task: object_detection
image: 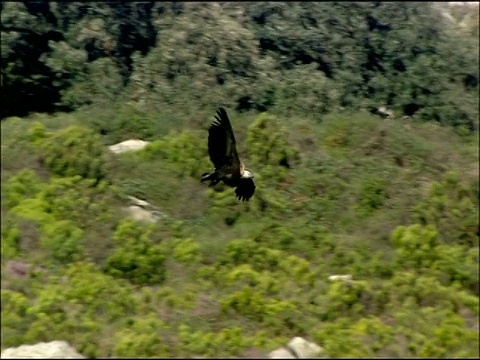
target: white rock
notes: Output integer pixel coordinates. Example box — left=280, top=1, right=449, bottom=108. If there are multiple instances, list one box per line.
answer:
left=108, top=139, right=149, bottom=154
left=328, top=274, right=352, bottom=282
left=378, top=106, right=393, bottom=118
left=268, top=347, right=296, bottom=359
left=126, top=205, right=159, bottom=223
left=287, top=337, right=324, bottom=359
left=1, top=341, right=85, bottom=359
left=127, top=195, right=151, bottom=208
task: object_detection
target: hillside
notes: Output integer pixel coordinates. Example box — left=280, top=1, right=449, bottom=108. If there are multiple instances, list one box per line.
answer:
left=1, top=1, right=479, bottom=358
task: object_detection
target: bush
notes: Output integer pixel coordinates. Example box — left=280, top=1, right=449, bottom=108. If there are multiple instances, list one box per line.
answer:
left=1, top=290, right=33, bottom=349
left=140, top=131, right=211, bottom=178
left=4, top=169, right=46, bottom=209
left=104, top=219, right=166, bottom=285
left=1, top=221, right=22, bottom=259
left=172, top=238, right=202, bottom=264
left=413, top=171, right=479, bottom=247
left=37, top=125, right=108, bottom=183
left=113, top=314, right=170, bottom=357
left=392, top=224, right=439, bottom=270
left=178, top=324, right=251, bottom=357
left=246, top=112, right=300, bottom=181
left=24, top=262, right=138, bottom=357
left=39, top=220, right=84, bottom=263
left=38, top=176, right=115, bottom=229
left=355, top=177, right=389, bottom=218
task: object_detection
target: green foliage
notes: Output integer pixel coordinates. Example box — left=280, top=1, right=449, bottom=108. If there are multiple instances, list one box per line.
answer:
left=140, top=130, right=211, bottom=179
left=4, top=170, right=46, bottom=209
left=1, top=290, right=34, bottom=348
left=355, top=178, right=389, bottom=217
left=172, top=238, right=202, bottom=264
left=432, top=245, right=478, bottom=292
left=104, top=219, right=166, bottom=285
left=27, top=121, right=49, bottom=145
left=1, top=221, right=22, bottom=260
left=113, top=314, right=170, bottom=358
left=178, top=324, right=251, bottom=357
left=246, top=112, right=299, bottom=178
left=82, top=103, right=177, bottom=145
left=38, top=176, right=115, bottom=228
left=392, top=224, right=439, bottom=270
left=322, top=280, right=375, bottom=320
left=59, top=57, right=123, bottom=109
left=414, top=170, right=479, bottom=246
left=39, top=220, right=84, bottom=263
left=37, top=125, right=108, bottom=182
left=23, top=262, right=138, bottom=357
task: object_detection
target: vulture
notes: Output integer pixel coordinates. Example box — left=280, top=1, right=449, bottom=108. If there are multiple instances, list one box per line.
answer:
left=201, top=107, right=256, bottom=201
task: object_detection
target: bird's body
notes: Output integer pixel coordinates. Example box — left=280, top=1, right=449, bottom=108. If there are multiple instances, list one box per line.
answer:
left=201, top=107, right=256, bottom=201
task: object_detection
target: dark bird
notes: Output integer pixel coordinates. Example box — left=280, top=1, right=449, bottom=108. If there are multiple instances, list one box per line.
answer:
left=201, top=107, right=256, bottom=201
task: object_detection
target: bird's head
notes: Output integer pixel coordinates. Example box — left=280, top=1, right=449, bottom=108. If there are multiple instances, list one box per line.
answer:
left=241, top=169, right=254, bottom=179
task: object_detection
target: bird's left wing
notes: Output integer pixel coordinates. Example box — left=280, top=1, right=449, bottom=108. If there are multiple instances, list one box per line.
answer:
left=208, top=107, right=241, bottom=172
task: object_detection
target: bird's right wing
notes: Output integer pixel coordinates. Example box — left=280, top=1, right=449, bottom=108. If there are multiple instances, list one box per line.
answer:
left=208, top=107, right=241, bottom=171
left=235, top=177, right=256, bottom=201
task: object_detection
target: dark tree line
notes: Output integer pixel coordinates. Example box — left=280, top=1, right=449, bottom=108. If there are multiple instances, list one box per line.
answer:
left=1, top=1, right=478, bottom=132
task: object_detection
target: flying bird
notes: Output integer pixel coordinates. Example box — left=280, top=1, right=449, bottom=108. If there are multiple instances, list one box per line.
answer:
left=201, top=107, right=256, bottom=201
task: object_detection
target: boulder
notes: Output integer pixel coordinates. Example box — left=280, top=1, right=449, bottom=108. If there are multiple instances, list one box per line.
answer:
left=5, top=260, right=29, bottom=279
left=377, top=106, right=394, bottom=118
left=287, top=337, right=324, bottom=359
left=123, top=196, right=168, bottom=223
left=1, top=341, right=84, bottom=359
left=126, top=205, right=160, bottom=223
left=268, top=347, right=296, bottom=359
left=328, top=274, right=352, bottom=282
left=108, top=139, right=149, bottom=154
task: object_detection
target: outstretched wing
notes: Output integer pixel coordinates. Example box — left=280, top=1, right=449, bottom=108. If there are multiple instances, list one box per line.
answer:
left=208, top=107, right=241, bottom=172
left=235, top=177, right=256, bottom=201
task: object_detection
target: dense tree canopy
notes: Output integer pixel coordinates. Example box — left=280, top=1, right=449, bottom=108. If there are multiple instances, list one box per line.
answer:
left=1, top=1, right=478, bottom=132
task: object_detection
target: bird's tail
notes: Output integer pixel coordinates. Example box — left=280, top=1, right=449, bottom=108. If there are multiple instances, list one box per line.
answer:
left=201, top=172, right=212, bottom=182
left=201, top=172, right=220, bottom=187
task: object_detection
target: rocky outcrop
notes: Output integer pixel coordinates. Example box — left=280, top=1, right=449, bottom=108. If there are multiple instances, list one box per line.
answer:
left=328, top=274, right=352, bottom=282
left=269, top=347, right=296, bottom=359
left=124, top=196, right=168, bottom=223
left=108, top=139, right=149, bottom=154
left=1, top=341, right=85, bottom=359
left=5, top=260, right=30, bottom=279
left=269, top=337, right=325, bottom=359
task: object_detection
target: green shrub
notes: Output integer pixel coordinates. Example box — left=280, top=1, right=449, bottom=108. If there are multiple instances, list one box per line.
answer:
left=1, top=221, right=22, bottom=259
left=321, top=280, right=375, bottom=320
left=172, top=238, right=202, bottom=264
left=432, top=244, right=478, bottom=291
left=178, top=324, right=251, bottom=357
left=38, top=125, right=108, bottom=183
left=38, top=176, right=115, bottom=228
left=39, top=220, right=84, bottom=263
left=355, top=177, right=389, bottom=218
left=27, top=121, right=49, bottom=145
left=113, top=314, right=170, bottom=358
left=246, top=112, right=300, bottom=181
left=140, top=131, right=211, bottom=178
left=104, top=219, right=166, bottom=285
left=414, top=171, right=479, bottom=246
left=24, top=262, right=138, bottom=356
left=4, top=169, right=46, bottom=209
left=392, top=224, right=439, bottom=270
left=1, top=290, right=33, bottom=348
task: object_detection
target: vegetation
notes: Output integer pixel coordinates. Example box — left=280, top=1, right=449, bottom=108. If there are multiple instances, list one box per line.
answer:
left=1, top=1, right=478, bottom=358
